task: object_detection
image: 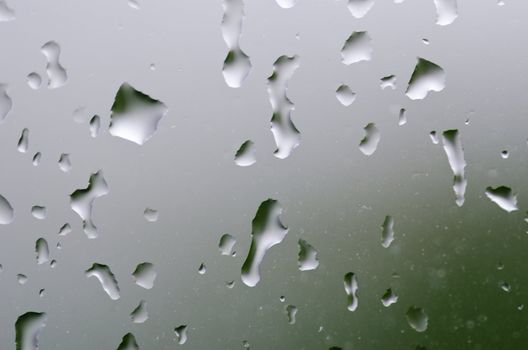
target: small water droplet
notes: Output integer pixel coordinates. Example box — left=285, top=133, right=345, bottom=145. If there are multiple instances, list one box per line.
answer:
left=241, top=199, right=288, bottom=287
left=15, top=311, right=47, bottom=350
left=359, top=123, right=380, bottom=156
left=398, top=108, right=407, bottom=126
left=243, top=340, right=251, bottom=349
left=344, top=272, right=359, bottom=311
left=0, top=194, right=14, bottom=224
left=499, top=281, right=511, bottom=293
left=485, top=186, right=518, bottom=212
left=347, top=0, right=374, bottom=18
left=496, top=261, right=504, bottom=270
left=406, top=58, right=445, bottom=100
left=143, top=208, right=158, bottom=222
left=275, top=0, right=296, bottom=8
left=174, top=325, right=188, bottom=345
left=517, top=304, right=524, bottom=311
left=297, top=239, right=319, bottom=271
left=381, top=215, right=395, bottom=248
left=85, top=263, right=120, bottom=300
left=234, top=140, right=256, bottom=167
left=131, top=300, right=148, bottom=323
left=406, top=306, right=428, bottom=332
left=433, top=0, right=458, bottom=26
left=35, top=238, right=50, bottom=265
left=128, top=0, right=140, bottom=9
left=41, top=41, right=67, bottom=89
left=429, top=131, right=438, bottom=144
left=132, top=262, right=157, bottom=289
left=27, top=73, right=42, bottom=90
left=198, top=263, right=206, bottom=275
left=0, top=0, right=15, bottom=22
left=0, top=84, right=13, bottom=122
left=117, top=333, right=139, bottom=350
left=279, top=295, right=286, bottom=302
left=341, top=31, right=372, bottom=65
left=17, top=274, right=28, bottom=285
left=58, top=153, right=71, bottom=172
left=422, top=38, right=430, bottom=45
left=31, top=206, right=46, bottom=220
left=381, top=288, right=398, bottom=307
left=380, top=75, right=396, bottom=90
left=17, top=128, right=29, bottom=153
left=32, top=152, right=41, bottom=166
left=49, top=260, right=57, bottom=268
left=219, top=233, right=236, bottom=256
left=39, top=289, right=45, bottom=297
left=336, top=84, right=356, bottom=106
left=226, top=280, right=235, bottom=288
left=89, top=115, right=101, bottom=138
left=58, top=223, right=71, bottom=236
left=285, top=304, right=297, bottom=324
left=500, top=150, right=509, bottom=159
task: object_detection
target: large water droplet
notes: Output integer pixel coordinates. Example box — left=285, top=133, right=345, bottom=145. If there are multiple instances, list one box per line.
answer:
left=31, top=206, right=46, bottom=220
left=347, top=0, right=374, bottom=18
left=234, top=140, right=256, bottom=167
left=109, top=83, right=168, bottom=145
left=0, top=0, right=15, bottom=22
left=433, top=0, right=458, bottom=26
left=406, top=306, right=428, bottom=332
left=406, top=58, right=445, bottom=100
left=58, top=153, right=71, bottom=172
left=336, top=84, right=356, bottom=106
left=485, top=186, right=518, bottom=212
left=221, top=0, right=251, bottom=88
left=341, top=31, right=372, bottom=65
left=0, top=84, right=13, bottom=122
left=17, top=128, right=29, bottom=153
left=27, top=73, right=42, bottom=90
left=174, top=325, right=188, bottom=345
left=285, top=304, right=297, bottom=324
left=41, top=41, right=68, bottom=89
left=241, top=199, right=288, bottom=287
left=268, top=55, right=301, bottom=159
left=219, top=233, right=236, bottom=256
left=131, top=300, right=148, bottom=323
left=85, top=263, right=120, bottom=300
left=117, top=333, right=139, bottom=350
left=0, top=194, right=14, bottom=224
left=70, top=170, right=109, bottom=239
left=381, top=215, right=395, bottom=248
left=297, top=239, right=319, bottom=271
left=381, top=288, right=398, bottom=307
left=132, top=262, right=157, bottom=289
left=15, top=311, right=47, bottom=350
left=35, top=238, right=50, bottom=265
left=344, top=272, right=359, bottom=311
left=359, top=123, right=380, bottom=156
left=441, top=129, right=467, bottom=207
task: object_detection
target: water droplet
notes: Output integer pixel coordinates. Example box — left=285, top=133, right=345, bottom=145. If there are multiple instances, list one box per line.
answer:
left=380, top=75, right=396, bottom=90
left=218, top=233, right=236, bottom=256
left=131, top=300, right=148, bottom=323
left=347, top=0, right=374, bottom=18
left=27, top=73, right=42, bottom=90
left=35, top=238, right=50, bottom=265
left=0, top=0, right=15, bottom=22
left=221, top=0, right=251, bottom=88
left=285, top=304, right=297, bottom=324
left=234, top=140, right=256, bottom=167
left=279, top=295, right=286, bottom=302
left=0, top=84, right=13, bottom=122
left=117, top=333, right=139, bottom=350
left=497, top=260, right=504, bottom=270
left=398, top=108, right=407, bottom=126
left=517, top=304, right=524, bottom=311
left=70, top=170, right=109, bottom=239
left=85, top=263, right=120, bottom=300
left=17, top=128, right=29, bottom=153
left=499, top=281, right=511, bottom=292
left=132, top=262, right=157, bottom=289
left=31, top=206, right=46, bottom=220
left=17, top=274, right=28, bottom=285
left=143, top=208, right=158, bottom=222
left=406, top=306, right=428, bottom=332
left=298, top=239, right=319, bottom=271
left=341, top=31, right=372, bottom=65
left=344, top=272, right=359, bottom=311
left=32, top=152, right=41, bottom=166
left=174, top=325, right=188, bottom=345
left=381, top=215, right=395, bottom=248
left=241, top=199, right=288, bottom=287
left=198, top=263, right=206, bottom=275
left=485, top=186, right=518, bottom=212
left=15, top=311, right=47, bottom=350
left=128, top=0, right=140, bottom=9
left=441, top=129, right=467, bottom=207
left=39, top=289, right=45, bottom=297
left=381, top=288, right=398, bottom=307
left=89, top=115, right=101, bottom=138
left=58, top=223, right=71, bottom=236
left=41, top=41, right=67, bottom=89
left=0, top=194, right=14, bottom=224
left=497, top=0, right=505, bottom=5
left=335, top=84, right=356, bottom=106
left=243, top=340, right=251, bottom=349
left=422, top=38, right=430, bottom=45
left=429, top=131, right=438, bottom=144
left=406, top=58, right=445, bottom=100
left=226, top=280, right=235, bottom=288
left=500, top=150, right=509, bottom=159
left=268, top=55, right=301, bottom=159
left=359, top=123, right=380, bottom=156
left=433, top=0, right=458, bottom=26
left=49, top=260, right=57, bottom=268
left=58, top=153, right=71, bottom=172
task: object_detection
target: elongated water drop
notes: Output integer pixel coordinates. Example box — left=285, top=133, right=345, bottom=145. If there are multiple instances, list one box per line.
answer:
left=336, top=84, right=356, bottom=106
left=347, top=0, right=374, bottom=18
left=132, top=262, right=157, bottom=289
left=89, top=115, right=101, bottom=138
left=441, top=129, right=466, bottom=206
left=241, top=199, right=288, bottom=287
left=17, top=128, right=29, bottom=153
left=41, top=41, right=67, bottom=89
left=0, top=194, right=14, bottom=224
left=285, top=304, right=297, bottom=324
left=268, top=55, right=301, bottom=159
left=406, top=306, right=428, bottom=332
left=381, top=288, right=398, bottom=307
left=398, top=108, right=407, bottom=126
left=35, top=238, right=49, bottom=265
left=298, top=239, right=319, bottom=271
left=70, top=170, right=109, bottom=239
left=0, top=84, right=12, bottom=122
left=406, top=58, right=445, bottom=100
left=117, top=333, right=139, bottom=350
left=485, top=186, right=518, bottom=212
left=85, top=263, right=120, bottom=300
left=429, top=131, right=438, bottom=144
left=234, top=140, right=256, bottom=167
left=58, top=153, right=71, bottom=172
left=433, top=0, right=457, bottom=26
left=58, top=223, right=71, bottom=236
left=15, top=311, right=47, bottom=350
left=109, top=83, right=168, bottom=145
left=341, top=31, right=372, bottom=65
left=174, top=325, right=188, bottom=345
left=219, top=233, right=236, bottom=256
left=221, top=0, right=251, bottom=88
left=359, top=123, right=380, bottom=156
left=32, top=152, right=41, bottom=166
left=0, top=0, right=15, bottom=22
left=131, top=300, right=148, bottom=323
left=381, top=215, right=395, bottom=248
left=344, top=272, right=359, bottom=311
